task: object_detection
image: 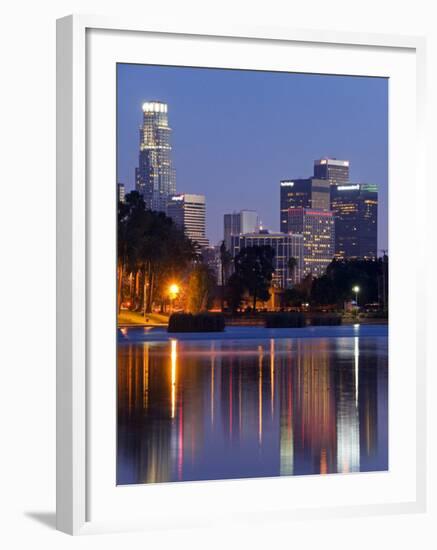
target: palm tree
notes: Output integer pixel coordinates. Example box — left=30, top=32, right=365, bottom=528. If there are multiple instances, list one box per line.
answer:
left=287, top=256, right=298, bottom=284
left=219, top=241, right=232, bottom=311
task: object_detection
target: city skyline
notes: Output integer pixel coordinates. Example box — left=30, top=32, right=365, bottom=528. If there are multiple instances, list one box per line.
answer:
left=116, top=67, right=389, bottom=487
left=117, top=64, right=388, bottom=251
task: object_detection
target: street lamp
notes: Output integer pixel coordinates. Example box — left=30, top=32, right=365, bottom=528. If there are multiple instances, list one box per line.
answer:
left=352, top=285, right=360, bottom=307
left=168, top=283, right=180, bottom=314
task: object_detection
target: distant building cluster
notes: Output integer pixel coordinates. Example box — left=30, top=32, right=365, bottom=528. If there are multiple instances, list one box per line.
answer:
left=120, top=101, right=378, bottom=288
left=223, top=158, right=378, bottom=288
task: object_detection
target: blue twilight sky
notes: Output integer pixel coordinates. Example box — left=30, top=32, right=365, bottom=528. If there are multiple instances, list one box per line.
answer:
left=117, top=64, right=388, bottom=251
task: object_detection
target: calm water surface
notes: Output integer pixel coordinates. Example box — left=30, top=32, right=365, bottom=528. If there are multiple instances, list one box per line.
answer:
left=117, top=327, right=388, bottom=484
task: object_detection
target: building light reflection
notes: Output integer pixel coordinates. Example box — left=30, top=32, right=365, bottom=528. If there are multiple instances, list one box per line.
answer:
left=143, top=343, right=149, bottom=410
left=270, top=339, right=275, bottom=417
left=354, top=336, right=359, bottom=405
left=258, top=345, right=263, bottom=445
left=210, top=348, right=215, bottom=426
left=171, top=339, right=177, bottom=419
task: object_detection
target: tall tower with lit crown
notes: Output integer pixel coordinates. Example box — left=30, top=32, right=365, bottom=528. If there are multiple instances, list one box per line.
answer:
left=136, top=101, right=176, bottom=212
left=313, top=158, right=350, bottom=185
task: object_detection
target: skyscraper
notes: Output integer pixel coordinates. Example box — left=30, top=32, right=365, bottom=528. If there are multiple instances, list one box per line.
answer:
left=330, top=183, right=378, bottom=259
left=230, top=231, right=304, bottom=287
left=280, top=178, right=330, bottom=233
left=136, top=101, right=176, bottom=212
left=314, top=158, right=350, bottom=185
left=287, top=209, right=335, bottom=277
left=167, top=193, right=209, bottom=249
left=224, top=210, right=259, bottom=250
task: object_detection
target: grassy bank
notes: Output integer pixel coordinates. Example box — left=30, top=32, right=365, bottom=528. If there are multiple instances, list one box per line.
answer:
left=118, top=310, right=388, bottom=328
left=118, top=310, right=169, bottom=327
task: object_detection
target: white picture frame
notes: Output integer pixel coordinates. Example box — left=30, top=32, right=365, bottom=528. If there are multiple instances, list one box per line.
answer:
left=56, top=14, right=427, bottom=535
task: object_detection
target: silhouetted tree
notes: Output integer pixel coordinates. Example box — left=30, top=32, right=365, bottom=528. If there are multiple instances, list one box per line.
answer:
left=287, top=256, right=298, bottom=284
left=219, top=241, right=232, bottom=311
left=186, top=263, right=216, bottom=313
left=225, top=273, right=245, bottom=313
left=233, top=245, right=275, bottom=310
left=117, top=191, right=196, bottom=314
left=310, top=258, right=385, bottom=307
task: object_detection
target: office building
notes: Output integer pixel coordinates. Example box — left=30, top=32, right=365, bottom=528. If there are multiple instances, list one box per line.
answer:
left=117, top=182, right=126, bottom=204
left=136, top=101, right=176, bottom=212
left=230, top=231, right=304, bottom=288
left=330, top=183, right=378, bottom=259
left=314, top=158, right=350, bottom=185
left=224, top=210, right=259, bottom=250
left=167, top=193, right=209, bottom=249
left=280, top=178, right=330, bottom=232
left=287, top=209, right=335, bottom=277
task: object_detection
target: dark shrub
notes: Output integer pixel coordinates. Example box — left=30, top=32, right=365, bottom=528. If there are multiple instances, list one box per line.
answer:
left=265, top=312, right=306, bottom=328
left=310, top=314, right=342, bottom=326
left=363, top=310, right=388, bottom=319
left=168, top=312, right=225, bottom=333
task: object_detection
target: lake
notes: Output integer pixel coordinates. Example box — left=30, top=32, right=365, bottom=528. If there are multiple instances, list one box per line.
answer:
left=117, top=325, right=388, bottom=484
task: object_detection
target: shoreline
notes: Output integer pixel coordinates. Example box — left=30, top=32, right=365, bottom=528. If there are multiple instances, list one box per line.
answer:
left=118, top=323, right=388, bottom=343
left=117, top=317, right=388, bottom=329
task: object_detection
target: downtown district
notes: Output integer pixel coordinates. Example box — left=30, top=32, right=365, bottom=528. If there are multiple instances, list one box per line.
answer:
left=118, top=100, right=380, bottom=309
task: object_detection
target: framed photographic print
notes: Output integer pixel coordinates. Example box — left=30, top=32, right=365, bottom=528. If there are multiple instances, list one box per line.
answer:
left=56, top=15, right=427, bottom=535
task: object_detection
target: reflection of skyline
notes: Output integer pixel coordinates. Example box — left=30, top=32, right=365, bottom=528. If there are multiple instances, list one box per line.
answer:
left=117, top=336, right=388, bottom=484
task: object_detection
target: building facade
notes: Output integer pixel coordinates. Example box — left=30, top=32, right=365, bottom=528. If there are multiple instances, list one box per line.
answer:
left=223, top=210, right=259, bottom=250
left=135, top=101, right=176, bottom=212
left=167, top=193, right=209, bottom=249
left=287, top=209, right=335, bottom=278
left=117, top=182, right=126, bottom=204
left=330, top=183, right=378, bottom=259
left=280, top=178, right=330, bottom=232
left=313, top=158, right=350, bottom=185
left=230, top=231, right=304, bottom=288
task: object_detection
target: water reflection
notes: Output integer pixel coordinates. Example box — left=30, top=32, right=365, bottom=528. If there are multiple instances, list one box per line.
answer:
left=117, top=334, right=388, bottom=484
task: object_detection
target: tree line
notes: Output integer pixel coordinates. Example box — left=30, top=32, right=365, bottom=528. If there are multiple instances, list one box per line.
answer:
left=118, top=191, right=277, bottom=315
left=118, top=191, right=387, bottom=315
left=118, top=191, right=197, bottom=313
left=286, top=256, right=388, bottom=310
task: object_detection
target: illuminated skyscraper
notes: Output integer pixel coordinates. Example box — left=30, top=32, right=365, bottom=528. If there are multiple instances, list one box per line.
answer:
left=167, top=194, right=209, bottom=249
left=136, top=101, right=176, bottom=212
left=330, top=183, right=378, bottom=259
left=280, top=179, right=330, bottom=232
left=287, top=209, right=335, bottom=277
left=314, top=158, right=350, bottom=185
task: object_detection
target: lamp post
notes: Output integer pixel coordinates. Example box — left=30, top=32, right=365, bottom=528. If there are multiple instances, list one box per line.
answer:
left=168, top=283, right=180, bottom=314
left=352, top=285, right=360, bottom=307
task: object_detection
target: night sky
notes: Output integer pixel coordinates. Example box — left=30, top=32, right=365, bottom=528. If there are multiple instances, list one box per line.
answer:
left=117, top=64, right=388, bottom=251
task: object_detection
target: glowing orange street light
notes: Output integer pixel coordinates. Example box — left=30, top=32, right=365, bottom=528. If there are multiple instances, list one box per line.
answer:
left=168, top=283, right=180, bottom=299
left=168, top=283, right=180, bottom=314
